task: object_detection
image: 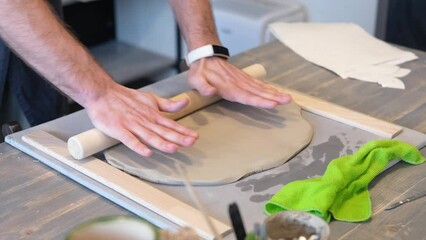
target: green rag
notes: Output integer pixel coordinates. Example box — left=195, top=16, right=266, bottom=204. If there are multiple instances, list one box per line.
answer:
left=264, top=140, right=425, bottom=222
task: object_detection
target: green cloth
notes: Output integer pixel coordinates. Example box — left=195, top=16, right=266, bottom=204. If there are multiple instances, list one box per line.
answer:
left=244, top=233, right=257, bottom=240
left=264, top=140, right=425, bottom=222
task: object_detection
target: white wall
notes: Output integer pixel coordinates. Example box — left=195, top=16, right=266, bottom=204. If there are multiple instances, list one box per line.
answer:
left=296, top=0, right=379, bottom=35
left=114, top=0, right=379, bottom=58
left=115, top=0, right=177, bottom=58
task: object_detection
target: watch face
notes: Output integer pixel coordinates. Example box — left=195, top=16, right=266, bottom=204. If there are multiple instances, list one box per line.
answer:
left=212, top=45, right=230, bottom=58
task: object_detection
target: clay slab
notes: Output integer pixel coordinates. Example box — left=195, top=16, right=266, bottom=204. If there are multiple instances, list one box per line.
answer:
left=104, top=101, right=313, bottom=185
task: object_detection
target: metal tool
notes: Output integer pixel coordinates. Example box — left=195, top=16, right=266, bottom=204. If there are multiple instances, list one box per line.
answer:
left=258, top=222, right=267, bottom=240
left=385, top=190, right=426, bottom=210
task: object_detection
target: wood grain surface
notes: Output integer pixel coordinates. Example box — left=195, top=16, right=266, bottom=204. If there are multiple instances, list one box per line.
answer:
left=1, top=41, right=426, bottom=240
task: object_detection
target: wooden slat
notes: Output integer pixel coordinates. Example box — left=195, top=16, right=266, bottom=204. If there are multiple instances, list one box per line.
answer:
left=281, top=87, right=403, bottom=139
left=22, top=130, right=231, bottom=240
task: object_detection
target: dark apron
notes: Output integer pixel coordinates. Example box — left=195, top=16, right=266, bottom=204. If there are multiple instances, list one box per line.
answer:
left=0, top=0, right=66, bottom=126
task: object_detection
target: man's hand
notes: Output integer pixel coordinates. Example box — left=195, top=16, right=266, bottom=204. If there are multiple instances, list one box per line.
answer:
left=188, top=57, right=292, bottom=108
left=85, top=83, right=199, bottom=157
left=168, top=0, right=291, bottom=108
left=0, top=0, right=199, bottom=156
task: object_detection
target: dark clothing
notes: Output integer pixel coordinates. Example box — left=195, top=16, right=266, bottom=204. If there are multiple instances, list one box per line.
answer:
left=0, top=0, right=66, bottom=126
left=386, top=0, right=426, bottom=51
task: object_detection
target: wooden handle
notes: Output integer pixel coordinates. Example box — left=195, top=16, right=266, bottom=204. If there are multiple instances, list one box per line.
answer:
left=68, top=64, right=267, bottom=159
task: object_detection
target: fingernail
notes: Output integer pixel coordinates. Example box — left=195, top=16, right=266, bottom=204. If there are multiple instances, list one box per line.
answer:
left=184, top=137, right=196, bottom=145
left=278, top=95, right=292, bottom=103
left=142, top=148, right=153, bottom=157
left=283, top=96, right=292, bottom=103
left=262, top=103, right=277, bottom=109
left=190, top=131, right=199, bottom=138
left=167, top=143, right=178, bottom=152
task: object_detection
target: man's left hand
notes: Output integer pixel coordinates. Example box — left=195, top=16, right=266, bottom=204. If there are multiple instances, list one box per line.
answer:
left=187, top=58, right=292, bottom=108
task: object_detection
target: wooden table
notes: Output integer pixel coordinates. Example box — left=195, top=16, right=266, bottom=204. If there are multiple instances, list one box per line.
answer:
left=1, top=41, right=425, bottom=240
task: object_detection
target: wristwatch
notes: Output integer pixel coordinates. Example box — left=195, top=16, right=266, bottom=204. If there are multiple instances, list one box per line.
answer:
left=185, top=44, right=230, bottom=66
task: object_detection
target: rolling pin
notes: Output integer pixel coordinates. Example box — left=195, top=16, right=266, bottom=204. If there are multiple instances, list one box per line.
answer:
left=68, top=64, right=267, bottom=159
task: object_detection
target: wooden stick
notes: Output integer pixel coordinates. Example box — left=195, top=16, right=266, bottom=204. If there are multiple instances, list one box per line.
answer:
left=280, top=87, right=402, bottom=139
left=23, top=130, right=232, bottom=240
left=68, top=64, right=267, bottom=160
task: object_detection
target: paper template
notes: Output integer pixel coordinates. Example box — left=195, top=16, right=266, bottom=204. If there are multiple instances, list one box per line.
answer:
left=269, top=23, right=417, bottom=89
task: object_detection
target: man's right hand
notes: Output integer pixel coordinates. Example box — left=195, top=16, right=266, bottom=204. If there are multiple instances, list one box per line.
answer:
left=0, top=1, right=199, bottom=157
left=85, top=83, right=199, bottom=157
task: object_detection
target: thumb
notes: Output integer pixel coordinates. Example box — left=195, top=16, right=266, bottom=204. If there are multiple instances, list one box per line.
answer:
left=188, top=76, right=217, bottom=96
left=156, top=97, right=189, bottom=113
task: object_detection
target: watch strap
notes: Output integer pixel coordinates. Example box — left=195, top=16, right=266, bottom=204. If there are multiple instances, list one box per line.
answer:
left=185, top=45, right=229, bottom=66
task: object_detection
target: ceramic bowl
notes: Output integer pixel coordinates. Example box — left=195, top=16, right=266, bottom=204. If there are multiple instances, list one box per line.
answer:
left=65, top=216, right=158, bottom=240
left=265, top=211, right=330, bottom=240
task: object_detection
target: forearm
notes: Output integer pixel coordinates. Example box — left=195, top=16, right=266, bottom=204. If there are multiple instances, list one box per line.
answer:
left=0, top=0, right=112, bottom=108
left=168, top=0, right=221, bottom=50
left=0, top=1, right=200, bottom=156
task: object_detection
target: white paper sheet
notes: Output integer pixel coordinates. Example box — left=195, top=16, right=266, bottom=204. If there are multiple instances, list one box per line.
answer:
left=269, top=23, right=418, bottom=89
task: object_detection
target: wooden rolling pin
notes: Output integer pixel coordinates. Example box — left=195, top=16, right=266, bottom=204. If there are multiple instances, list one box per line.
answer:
left=68, top=64, right=267, bottom=159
